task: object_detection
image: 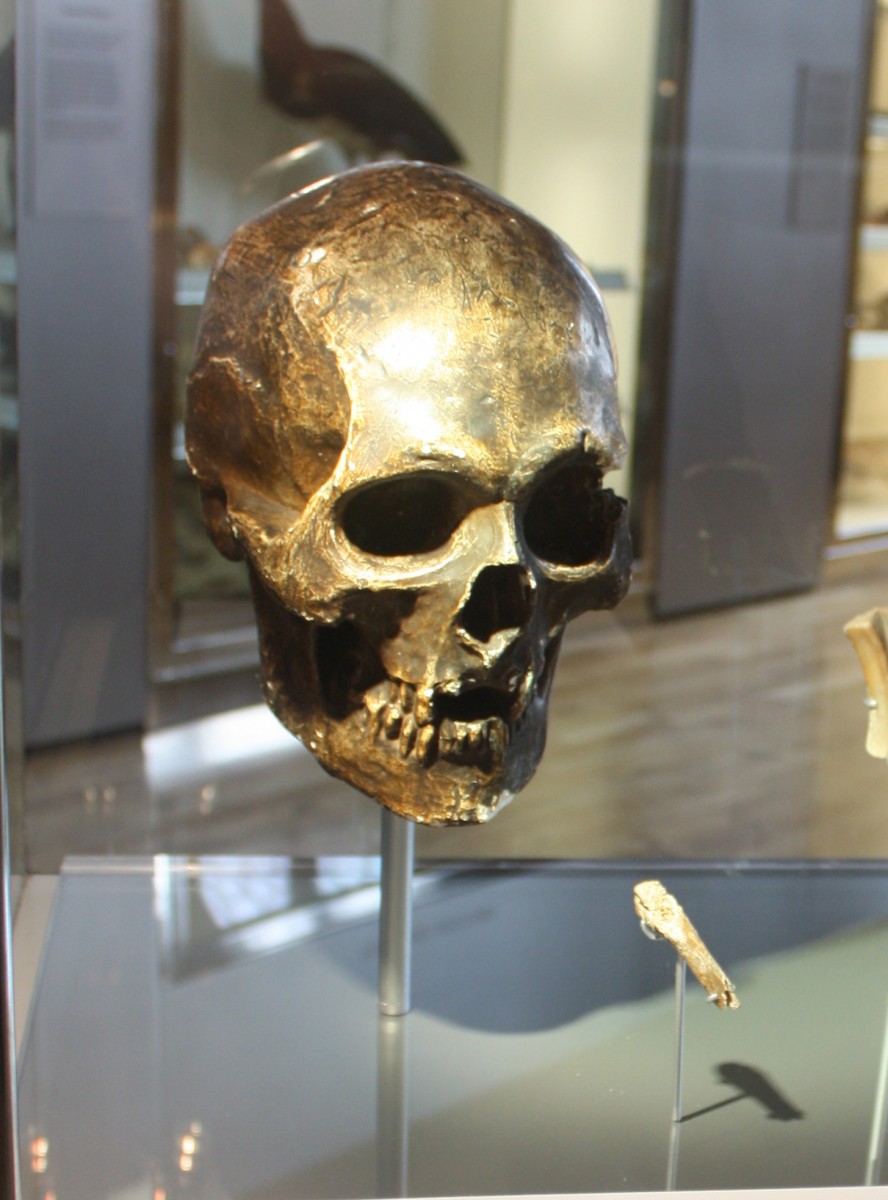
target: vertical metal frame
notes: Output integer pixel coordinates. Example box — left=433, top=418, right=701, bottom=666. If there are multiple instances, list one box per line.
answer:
left=633, top=0, right=873, bottom=616
left=3, top=2, right=23, bottom=1187
left=148, top=0, right=182, bottom=683
left=146, top=0, right=262, bottom=709
left=825, top=0, right=883, bottom=552
left=0, top=641, right=21, bottom=1199
left=629, top=0, right=693, bottom=567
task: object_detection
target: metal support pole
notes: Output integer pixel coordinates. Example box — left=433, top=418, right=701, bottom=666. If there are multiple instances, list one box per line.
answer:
left=376, top=1014, right=410, bottom=1197
left=378, top=808, right=415, bottom=1017
left=866, top=992, right=888, bottom=1185
left=672, top=956, right=687, bottom=1124
left=666, top=957, right=687, bottom=1190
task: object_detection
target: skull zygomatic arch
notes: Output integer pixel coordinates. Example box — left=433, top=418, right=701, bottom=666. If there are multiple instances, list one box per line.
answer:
left=186, top=163, right=631, bottom=825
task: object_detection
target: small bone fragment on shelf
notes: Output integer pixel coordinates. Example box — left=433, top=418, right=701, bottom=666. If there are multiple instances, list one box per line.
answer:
left=844, top=607, right=888, bottom=759
left=633, top=879, right=740, bottom=1010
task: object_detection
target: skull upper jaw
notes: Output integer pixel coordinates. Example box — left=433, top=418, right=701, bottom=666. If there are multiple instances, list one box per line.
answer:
left=245, top=494, right=631, bottom=826
left=248, top=568, right=559, bottom=824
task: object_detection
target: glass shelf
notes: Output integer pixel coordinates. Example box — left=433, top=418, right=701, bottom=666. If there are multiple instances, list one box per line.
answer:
left=16, top=857, right=888, bottom=1198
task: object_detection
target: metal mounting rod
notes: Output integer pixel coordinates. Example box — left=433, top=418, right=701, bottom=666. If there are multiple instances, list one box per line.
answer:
left=376, top=1013, right=410, bottom=1197
left=378, top=808, right=415, bottom=1016
left=666, top=957, right=687, bottom=1190
left=866, top=992, right=888, bottom=1184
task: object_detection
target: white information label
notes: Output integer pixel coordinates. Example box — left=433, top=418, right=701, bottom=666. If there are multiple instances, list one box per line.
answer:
left=33, top=0, right=151, bottom=217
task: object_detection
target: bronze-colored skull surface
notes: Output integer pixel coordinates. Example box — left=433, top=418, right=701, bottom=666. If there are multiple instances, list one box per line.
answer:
left=186, top=163, right=631, bottom=825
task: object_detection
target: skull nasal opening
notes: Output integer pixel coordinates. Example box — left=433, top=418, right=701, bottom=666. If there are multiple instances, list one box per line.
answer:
left=458, top=564, right=534, bottom=643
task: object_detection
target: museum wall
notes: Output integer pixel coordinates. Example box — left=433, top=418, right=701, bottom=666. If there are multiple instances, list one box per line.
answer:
left=499, top=0, right=658, bottom=499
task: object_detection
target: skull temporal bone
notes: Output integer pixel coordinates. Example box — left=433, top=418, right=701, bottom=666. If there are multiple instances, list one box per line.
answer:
left=186, top=163, right=631, bottom=825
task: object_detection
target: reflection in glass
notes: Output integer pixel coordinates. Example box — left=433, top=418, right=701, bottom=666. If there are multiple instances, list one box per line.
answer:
left=836, top=2, right=888, bottom=541
left=18, top=859, right=888, bottom=1196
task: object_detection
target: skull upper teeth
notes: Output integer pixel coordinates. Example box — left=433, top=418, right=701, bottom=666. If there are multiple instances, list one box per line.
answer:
left=364, top=670, right=538, bottom=767
left=415, top=687, right=434, bottom=727
left=417, top=724, right=436, bottom=765
left=399, top=714, right=417, bottom=757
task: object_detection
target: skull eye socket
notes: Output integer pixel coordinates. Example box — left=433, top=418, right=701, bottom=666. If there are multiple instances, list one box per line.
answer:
left=523, top=459, right=620, bottom=567
left=340, top=475, right=470, bottom=557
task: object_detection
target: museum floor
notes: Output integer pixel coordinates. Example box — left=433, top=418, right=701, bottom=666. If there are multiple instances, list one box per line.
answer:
left=21, top=557, right=888, bottom=873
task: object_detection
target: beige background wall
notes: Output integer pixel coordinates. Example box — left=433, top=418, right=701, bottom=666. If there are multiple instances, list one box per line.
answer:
left=177, top=0, right=509, bottom=242
left=499, top=0, right=658, bottom=494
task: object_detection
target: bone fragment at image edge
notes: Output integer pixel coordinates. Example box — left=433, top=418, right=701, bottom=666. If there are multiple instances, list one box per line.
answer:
left=844, top=607, right=888, bottom=759
left=633, top=879, right=740, bottom=1010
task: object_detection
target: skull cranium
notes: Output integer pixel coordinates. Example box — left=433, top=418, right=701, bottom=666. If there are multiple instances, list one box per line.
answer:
left=186, top=163, right=631, bottom=825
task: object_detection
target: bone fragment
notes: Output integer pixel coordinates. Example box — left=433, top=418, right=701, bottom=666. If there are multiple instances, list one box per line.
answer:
left=633, top=879, right=740, bottom=1010
left=843, top=608, right=888, bottom=759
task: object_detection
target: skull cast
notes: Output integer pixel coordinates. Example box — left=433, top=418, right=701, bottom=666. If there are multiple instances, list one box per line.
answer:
left=186, top=163, right=631, bottom=825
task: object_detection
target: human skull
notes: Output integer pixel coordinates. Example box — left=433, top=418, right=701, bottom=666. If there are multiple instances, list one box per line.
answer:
left=186, top=163, right=631, bottom=825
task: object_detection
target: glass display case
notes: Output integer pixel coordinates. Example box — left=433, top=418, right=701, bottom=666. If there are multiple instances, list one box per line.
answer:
left=8, top=1, right=888, bottom=1198
left=15, top=858, right=888, bottom=1198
